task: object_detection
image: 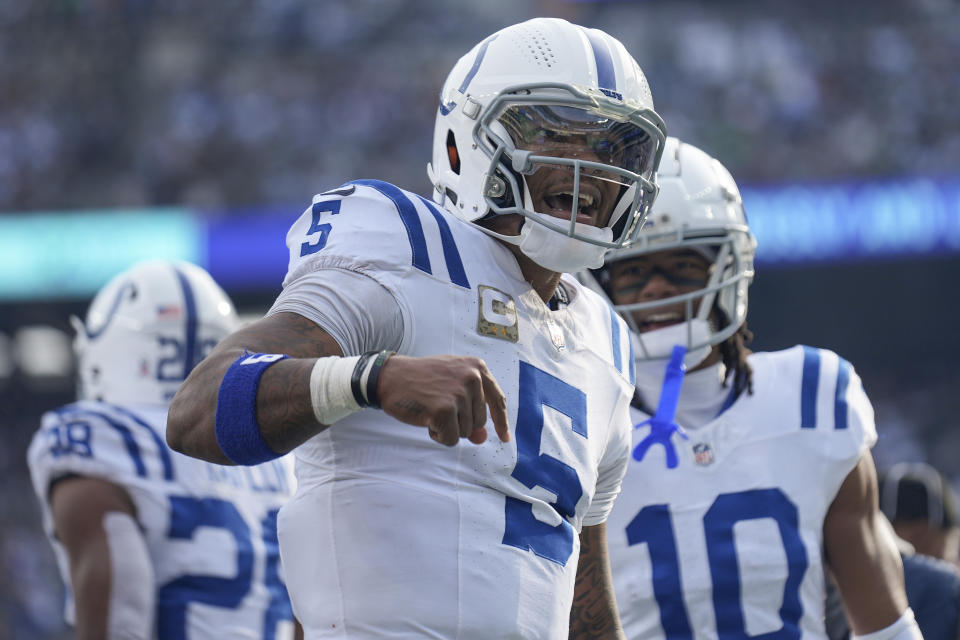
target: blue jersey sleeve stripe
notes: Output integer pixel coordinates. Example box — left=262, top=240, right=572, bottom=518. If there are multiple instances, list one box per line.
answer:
left=834, top=357, right=852, bottom=430
left=350, top=180, right=432, bottom=276
left=628, top=329, right=635, bottom=386
left=108, top=404, right=175, bottom=480
left=172, top=265, right=198, bottom=379
left=583, top=28, right=617, bottom=92
left=800, top=346, right=821, bottom=429
left=107, top=419, right=148, bottom=477
left=416, top=196, right=471, bottom=289
left=609, top=306, right=622, bottom=374
left=56, top=407, right=149, bottom=478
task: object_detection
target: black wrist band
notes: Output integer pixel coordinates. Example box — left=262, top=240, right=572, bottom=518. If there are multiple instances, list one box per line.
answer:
left=350, top=351, right=378, bottom=407
left=365, top=350, right=394, bottom=410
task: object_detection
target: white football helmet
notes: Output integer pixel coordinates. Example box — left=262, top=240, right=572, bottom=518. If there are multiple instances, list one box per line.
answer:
left=427, top=17, right=667, bottom=273
left=583, top=137, right=757, bottom=365
left=72, top=260, right=238, bottom=405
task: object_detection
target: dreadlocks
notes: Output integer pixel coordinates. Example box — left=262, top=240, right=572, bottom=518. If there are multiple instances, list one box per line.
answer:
left=715, top=306, right=754, bottom=399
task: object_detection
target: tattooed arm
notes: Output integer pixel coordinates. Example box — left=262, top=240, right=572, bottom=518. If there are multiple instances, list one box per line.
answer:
left=570, top=522, right=626, bottom=639
left=166, top=312, right=337, bottom=464
left=166, top=311, right=509, bottom=464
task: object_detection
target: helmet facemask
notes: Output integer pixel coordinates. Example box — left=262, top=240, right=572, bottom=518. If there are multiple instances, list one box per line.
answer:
left=594, top=226, right=754, bottom=367
left=577, top=136, right=758, bottom=369
left=473, top=85, right=664, bottom=267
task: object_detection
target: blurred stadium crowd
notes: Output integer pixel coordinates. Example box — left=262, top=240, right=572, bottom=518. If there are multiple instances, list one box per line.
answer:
left=1, top=0, right=959, bottom=637
left=0, top=0, right=958, bottom=212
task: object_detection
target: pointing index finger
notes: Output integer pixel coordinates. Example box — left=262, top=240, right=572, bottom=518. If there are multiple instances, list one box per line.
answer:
left=479, top=365, right=510, bottom=443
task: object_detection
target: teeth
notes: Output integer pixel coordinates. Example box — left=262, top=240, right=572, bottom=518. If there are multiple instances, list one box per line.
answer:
left=645, top=312, right=681, bottom=323
left=553, top=191, right=595, bottom=207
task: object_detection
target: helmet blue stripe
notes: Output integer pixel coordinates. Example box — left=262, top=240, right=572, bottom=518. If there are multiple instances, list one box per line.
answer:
left=458, top=34, right=497, bottom=94
left=582, top=28, right=617, bottom=93
left=439, top=35, right=498, bottom=116
left=172, top=265, right=198, bottom=379
left=85, top=282, right=134, bottom=340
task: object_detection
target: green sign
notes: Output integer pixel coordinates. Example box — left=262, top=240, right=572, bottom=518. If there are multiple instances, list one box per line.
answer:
left=0, top=208, right=203, bottom=301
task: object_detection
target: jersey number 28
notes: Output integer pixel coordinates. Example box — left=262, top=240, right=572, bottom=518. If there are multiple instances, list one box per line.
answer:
left=158, top=497, right=292, bottom=640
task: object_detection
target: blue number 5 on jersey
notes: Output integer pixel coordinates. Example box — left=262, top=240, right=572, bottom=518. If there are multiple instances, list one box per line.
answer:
left=502, top=361, right=587, bottom=566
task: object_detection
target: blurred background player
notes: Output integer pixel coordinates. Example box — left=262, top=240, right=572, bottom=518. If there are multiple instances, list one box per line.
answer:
left=881, top=462, right=960, bottom=567
left=27, top=260, right=298, bottom=639
left=826, top=463, right=960, bottom=640
left=824, top=524, right=960, bottom=640
left=583, top=137, right=920, bottom=640
left=165, top=17, right=666, bottom=640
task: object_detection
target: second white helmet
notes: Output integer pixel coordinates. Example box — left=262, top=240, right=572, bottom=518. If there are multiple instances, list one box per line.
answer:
left=584, top=137, right=757, bottom=365
left=73, top=260, right=238, bottom=406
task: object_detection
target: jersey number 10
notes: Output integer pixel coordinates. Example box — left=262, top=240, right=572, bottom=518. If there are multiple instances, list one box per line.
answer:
left=627, top=488, right=809, bottom=640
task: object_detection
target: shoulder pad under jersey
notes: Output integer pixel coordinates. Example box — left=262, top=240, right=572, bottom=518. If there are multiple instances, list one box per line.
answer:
left=27, top=401, right=175, bottom=502
left=750, top=345, right=877, bottom=463
left=283, top=180, right=473, bottom=291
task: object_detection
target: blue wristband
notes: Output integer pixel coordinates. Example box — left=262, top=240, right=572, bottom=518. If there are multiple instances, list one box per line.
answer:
left=215, top=352, right=289, bottom=465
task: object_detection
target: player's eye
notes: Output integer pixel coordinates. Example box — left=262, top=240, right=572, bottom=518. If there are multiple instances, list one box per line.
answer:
left=672, top=260, right=707, bottom=276
left=617, top=264, right=650, bottom=279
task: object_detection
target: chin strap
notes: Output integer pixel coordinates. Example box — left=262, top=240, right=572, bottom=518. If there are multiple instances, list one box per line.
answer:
left=632, top=345, right=689, bottom=469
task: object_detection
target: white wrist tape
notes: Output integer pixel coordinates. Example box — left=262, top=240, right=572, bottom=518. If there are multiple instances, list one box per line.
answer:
left=309, top=355, right=363, bottom=425
left=103, top=511, right=154, bottom=639
left=851, top=608, right=923, bottom=640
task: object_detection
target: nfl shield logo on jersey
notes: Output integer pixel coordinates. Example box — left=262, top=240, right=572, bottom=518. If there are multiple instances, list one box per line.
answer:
left=692, top=442, right=714, bottom=466
left=477, top=285, right=518, bottom=343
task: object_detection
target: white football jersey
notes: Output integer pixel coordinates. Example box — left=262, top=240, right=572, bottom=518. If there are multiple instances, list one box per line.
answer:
left=606, top=346, right=877, bottom=640
left=276, top=180, right=635, bottom=639
left=27, top=401, right=297, bottom=640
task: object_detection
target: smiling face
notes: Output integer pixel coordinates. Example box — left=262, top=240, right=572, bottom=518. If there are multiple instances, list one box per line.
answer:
left=492, top=104, right=656, bottom=232
left=607, top=248, right=713, bottom=332
left=478, top=136, right=623, bottom=238
left=522, top=135, right=625, bottom=228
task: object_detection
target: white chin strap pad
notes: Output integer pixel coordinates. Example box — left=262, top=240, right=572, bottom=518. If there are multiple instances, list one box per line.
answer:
left=507, top=174, right=611, bottom=273
left=516, top=220, right=611, bottom=273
